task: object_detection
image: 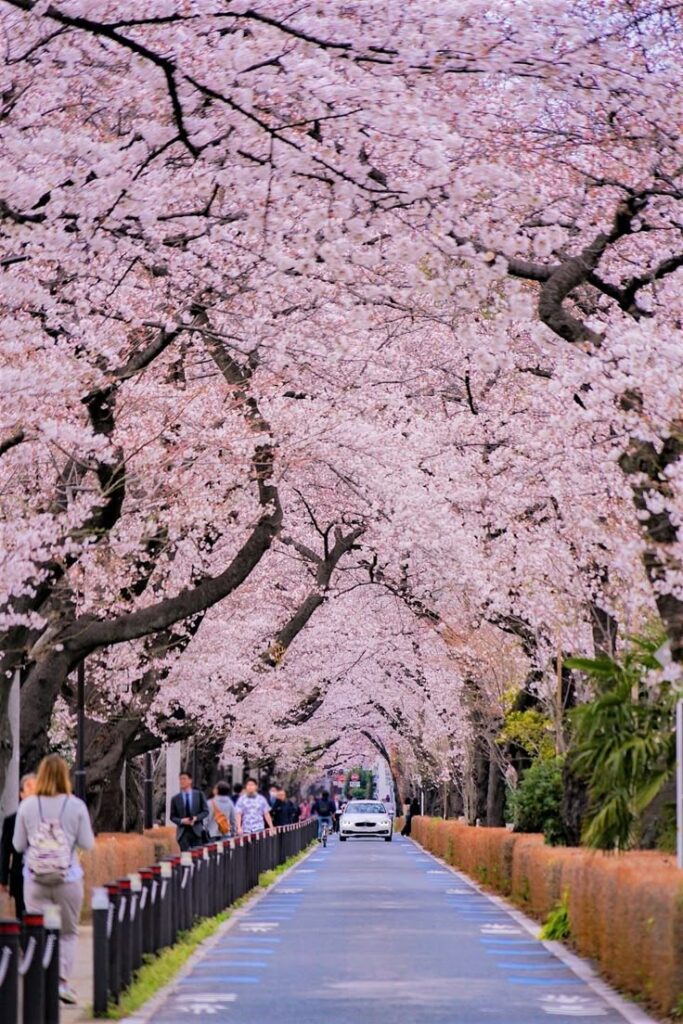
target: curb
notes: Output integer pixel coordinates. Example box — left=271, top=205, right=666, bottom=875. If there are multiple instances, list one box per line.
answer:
left=121, top=842, right=318, bottom=1022
left=409, top=837, right=659, bottom=1024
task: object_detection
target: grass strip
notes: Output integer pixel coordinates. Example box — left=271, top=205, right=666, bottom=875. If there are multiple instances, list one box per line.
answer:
left=105, top=843, right=315, bottom=1019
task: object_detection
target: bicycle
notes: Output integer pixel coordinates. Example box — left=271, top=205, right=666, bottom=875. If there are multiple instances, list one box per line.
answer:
left=320, top=820, right=331, bottom=847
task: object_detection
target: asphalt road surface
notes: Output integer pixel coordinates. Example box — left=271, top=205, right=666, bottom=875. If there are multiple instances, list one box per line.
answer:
left=139, top=835, right=652, bottom=1023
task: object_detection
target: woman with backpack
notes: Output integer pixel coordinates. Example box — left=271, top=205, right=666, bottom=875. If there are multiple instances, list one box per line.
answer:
left=13, top=753, right=94, bottom=1005
left=206, top=780, right=236, bottom=838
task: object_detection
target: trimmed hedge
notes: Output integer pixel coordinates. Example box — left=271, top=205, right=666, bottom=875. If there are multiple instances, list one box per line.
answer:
left=0, top=826, right=179, bottom=921
left=80, top=827, right=178, bottom=916
left=411, top=817, right=683, bottom=1017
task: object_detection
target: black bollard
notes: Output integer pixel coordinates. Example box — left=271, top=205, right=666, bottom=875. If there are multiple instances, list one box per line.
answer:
left=139, top=869, right=154, bottom=955
left=179, top=853, right=192, bottom=933
left=170, top=858, right=181, bottom=944
left=21, top=912, right=45, bottom=1024
left=191, top=850, right=203, bottom=922
left=0, top=919, right=20, bottom=1024
left=92, top=887, right=110, bottom=1018
left=43, top=902, right=61, bottom=1024
left=117, top=878, right=132, bottom=993
left=159, top=862, right=172, bottom=948
left=199, top=847, right=210, bottom=919
left=215, top=841, right=226, bottom=911
left=128, top=873, right=142, bottom=976
left=106, top=883, right=121, bottom=1004
left=206, top=844, right=217, bottom=917
left=150, top=866, right=162, bottom=953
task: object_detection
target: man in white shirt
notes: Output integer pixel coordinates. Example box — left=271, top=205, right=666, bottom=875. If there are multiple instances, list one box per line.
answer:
left=235, top=779, right=274, bottom=834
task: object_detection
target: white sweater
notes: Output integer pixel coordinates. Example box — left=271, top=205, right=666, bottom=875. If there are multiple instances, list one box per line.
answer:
left=13, top=794, right=95, bottom=882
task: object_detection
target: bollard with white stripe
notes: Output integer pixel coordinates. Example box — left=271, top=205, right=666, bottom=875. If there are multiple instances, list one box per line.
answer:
left=128, top=873, right=142, bottom=975
left=0, top=920, right=20, bottom=1024
left=21, top=913, right=45, bottom=1024
left=43, top=902, right=61, bottom=1024
left=92, top=887, right=110, bottom=1018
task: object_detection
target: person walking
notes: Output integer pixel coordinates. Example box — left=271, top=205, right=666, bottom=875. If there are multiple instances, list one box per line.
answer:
left=402, top=796, right=421, bottom=836
left=170, top=771, right=209, bottom=851
left=299, top=797, right=312, bottom=821
left=271, top=788, right=296, bottom=827
left=13, top=754, right=94, bottom=1005
left=235, top=778, right=274, bottom=835
left=206, top=781, right=236, bottom=839
left=288, top=794, right=301, bottom=824
left=0, top=772, right=36, bottom=919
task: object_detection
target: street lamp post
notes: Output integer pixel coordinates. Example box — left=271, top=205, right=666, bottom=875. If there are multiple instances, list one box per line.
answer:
left=143, top=752, right=154, bottom=830
left=74, top=660, right=86, bottom=801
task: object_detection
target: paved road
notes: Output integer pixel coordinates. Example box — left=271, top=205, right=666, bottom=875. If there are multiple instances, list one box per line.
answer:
left=139, top=836, right=652, bottom=1023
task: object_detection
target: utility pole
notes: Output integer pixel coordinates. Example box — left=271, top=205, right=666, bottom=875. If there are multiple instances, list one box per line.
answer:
left=73, top=660, right=86, bottom=800
left=143, top=752, right=154, bottom=829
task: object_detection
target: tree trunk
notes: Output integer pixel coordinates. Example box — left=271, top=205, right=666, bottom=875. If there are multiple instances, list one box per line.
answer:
left=560, top=760, right=589, bottom=847
left=486, top=757, right=506, bottom=827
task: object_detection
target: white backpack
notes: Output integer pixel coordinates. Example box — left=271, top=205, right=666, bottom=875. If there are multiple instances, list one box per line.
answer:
left=26, top=796, right=72, bottom=884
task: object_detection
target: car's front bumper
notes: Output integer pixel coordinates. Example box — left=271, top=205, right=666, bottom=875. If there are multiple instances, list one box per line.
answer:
left=340, top=821, right=392, bottom=837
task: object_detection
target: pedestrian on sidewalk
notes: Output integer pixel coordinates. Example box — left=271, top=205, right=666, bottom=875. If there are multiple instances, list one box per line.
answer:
left=271, top=788, right=297, bottom=827
left=288, top=793, right=301, bottom=823
left=235, top=778, right=274, bottom=835
left=207, top=781, right=236, bottom=838
left=170, top=771, right=209, bottom=851
left=299, top=797, right=312, bottom=821
left=13, top=754, right=94, bottom=1006
left=401, top=796, right=420, bottom=836
left=0, top=771, right=36, bottom=919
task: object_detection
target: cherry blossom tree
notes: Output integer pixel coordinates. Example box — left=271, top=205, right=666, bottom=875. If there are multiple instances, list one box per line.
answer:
left=1, top=1, right=681, bottom=818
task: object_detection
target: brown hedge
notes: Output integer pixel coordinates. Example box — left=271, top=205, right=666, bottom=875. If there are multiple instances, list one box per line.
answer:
left=80, top=827, right=178, bottom=916
left=411, top=817, right=683, bottom=1016
left=1, top=827, right=179, bottom=921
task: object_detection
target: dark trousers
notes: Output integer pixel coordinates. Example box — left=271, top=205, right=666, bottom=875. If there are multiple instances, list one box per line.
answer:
left=178, top=830, right=203, bottom=852
left=11, top=880, right=25, bottom=921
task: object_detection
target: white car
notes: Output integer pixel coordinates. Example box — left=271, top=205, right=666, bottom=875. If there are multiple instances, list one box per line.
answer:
left=339, top=800, right=393, bottom=842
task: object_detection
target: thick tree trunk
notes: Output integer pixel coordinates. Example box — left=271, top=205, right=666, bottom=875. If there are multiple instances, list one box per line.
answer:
left=560, top=760, right=589, bottom=847
left=486, top=757, right=506, bottom=827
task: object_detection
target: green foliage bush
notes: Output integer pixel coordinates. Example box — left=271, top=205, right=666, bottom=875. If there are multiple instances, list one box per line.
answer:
left=508, top=756, right=567, bottom=845
left=567, top=631, right=676, bottom=851
left=540, top=890, right=571, bottom=941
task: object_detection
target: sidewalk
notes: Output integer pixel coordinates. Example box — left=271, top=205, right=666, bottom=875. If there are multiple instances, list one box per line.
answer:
left=63, top=924, right=94, bottom=1024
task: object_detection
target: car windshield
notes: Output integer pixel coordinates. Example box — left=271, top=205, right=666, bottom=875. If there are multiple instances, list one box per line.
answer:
left=345, top=802, right=386, bottom=814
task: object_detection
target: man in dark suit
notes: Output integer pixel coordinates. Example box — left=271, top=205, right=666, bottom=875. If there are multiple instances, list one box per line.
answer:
left=170, top=772, right=209, bottom=851
left=0, top=773, right=36, bottom=919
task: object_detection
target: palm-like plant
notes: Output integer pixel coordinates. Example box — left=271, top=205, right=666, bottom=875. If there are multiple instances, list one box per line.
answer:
left=566, top=634, right=676, bottom=851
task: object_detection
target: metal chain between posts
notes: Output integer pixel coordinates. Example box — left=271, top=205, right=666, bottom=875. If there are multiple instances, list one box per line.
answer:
left=17, top=936, right=36, bottom=977
left=0, top=946, right=12, bottom=988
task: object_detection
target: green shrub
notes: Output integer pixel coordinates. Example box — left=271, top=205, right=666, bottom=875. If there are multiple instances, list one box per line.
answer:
left=540, top=890, right=571, bottom=941
left=508, top=756, right=567, bottom=845
left=566, top=631, right=675, bottom=851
